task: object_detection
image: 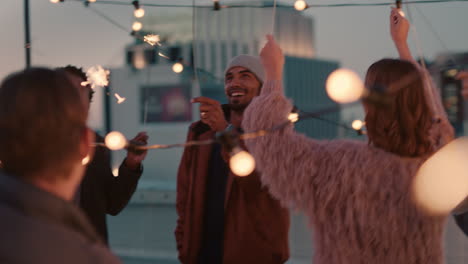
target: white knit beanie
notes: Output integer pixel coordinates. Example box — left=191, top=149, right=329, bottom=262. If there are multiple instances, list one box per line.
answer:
left=224, top=55, right=265, bottom=83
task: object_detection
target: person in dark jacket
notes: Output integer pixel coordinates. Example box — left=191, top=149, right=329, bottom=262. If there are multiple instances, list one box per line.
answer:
left=0, top=67, right=121, bottom=263
left=175, top=55, right=290, bottom=264
left=61, top=65, right=148, bottom=244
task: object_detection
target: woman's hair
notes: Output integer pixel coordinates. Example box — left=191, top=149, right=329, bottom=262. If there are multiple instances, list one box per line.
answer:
left=364, top=58, right=435, bottom=157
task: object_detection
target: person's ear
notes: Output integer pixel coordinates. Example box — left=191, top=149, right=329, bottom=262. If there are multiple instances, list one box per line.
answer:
left=80, top=128, right=95, bottom=166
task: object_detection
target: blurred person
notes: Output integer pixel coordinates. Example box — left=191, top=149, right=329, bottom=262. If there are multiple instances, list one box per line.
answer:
left=453, top=70, right=468, bottom=236
left=0, top=67, right=121, bottom=263
left=175, top=55, right=290, bottom=264
left=59, top=65, right=148, bottom=244
left=242, top=9, right=453, bottom=264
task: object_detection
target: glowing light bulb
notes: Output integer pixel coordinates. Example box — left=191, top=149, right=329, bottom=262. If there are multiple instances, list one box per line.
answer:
left=88, top=0, right=96, bottom=3
left=172, top=62, right=184, bottom=73
left=445, top=69, right=459, bottom=78
left=134, top=8, right=145, bottom=18
left=326, top=68, right=365, bottom=104
left=82, top=155, right=90, bottom=165
left=288, top=113, right=299, bottom=123
left=229, top=147, right=256, bottom=177
left=132, top=21, right=142, bottom=32
left=413, top=138, right=468, bottom=215
left=351, top=120, right=364, bottom=130
left=294, top=0, right=308, bottom=11
left=105, top=131, right=127, bottom=151
left=50, top=0, right=60, bottom=3
left=112, top=168, right=119, bottom=177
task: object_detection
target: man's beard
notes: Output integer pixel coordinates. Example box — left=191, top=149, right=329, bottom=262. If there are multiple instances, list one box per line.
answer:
left=228, top=101, right=249, bottom=113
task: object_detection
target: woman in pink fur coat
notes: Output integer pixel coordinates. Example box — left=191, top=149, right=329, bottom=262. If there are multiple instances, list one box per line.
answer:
left=242, top=9, right=454, bottom=264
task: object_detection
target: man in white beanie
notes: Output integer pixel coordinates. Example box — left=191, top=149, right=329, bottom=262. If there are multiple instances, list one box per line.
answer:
left=175, top=55, right=290, bottom=264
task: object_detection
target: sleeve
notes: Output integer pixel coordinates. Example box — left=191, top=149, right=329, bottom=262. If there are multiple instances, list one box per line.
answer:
left=174, top=127, right=194, bottom=262
left=242, top=80, right=333, bottom=211
left=105, top=154, right=142, bottom=216
left=416, top=63, right=455, bottom=148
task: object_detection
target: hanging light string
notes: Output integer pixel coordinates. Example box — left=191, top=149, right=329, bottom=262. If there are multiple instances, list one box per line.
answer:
left=271, top=0, right=278, bottom=35
left=64, top=0, right=468, bottom=9
left=96, top=101, right=363, bottom=151
left=412, top=5, right=460, bottom=67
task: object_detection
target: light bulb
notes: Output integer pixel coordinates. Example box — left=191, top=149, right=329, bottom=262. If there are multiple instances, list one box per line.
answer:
left=294, top=0, right=308, bottom=11
left=229, top=147, right=256, bottom=177
left=413, top=138, right=468, bottom=215
left=132, top=21, right=142, bottom=32
left=105, top=131, right=127, bottom=151
left=50, top=0, right=60, bottom=3
left=88, top=0, right=96, bottom=3
left=172, top=62, right=184, bottom=73
left=112, top=168, right=119, bottom=177
left=288, top=113, right=299, bottom=123
left=82, top=155, right=90, bottom=165
left=134, top=8, right=145, bottom=18
left=326, top=68, right=365, bottom=104
left=351, top=120, right=364, bottom=130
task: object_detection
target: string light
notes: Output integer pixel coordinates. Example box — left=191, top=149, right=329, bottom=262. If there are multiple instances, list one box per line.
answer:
left=132, top=21, right=142, bottom=32
left=85, top=65, right=110, bottom=88
left=143, top=34, right=161, bottom=46
left=229, top=147, right=256, bottom=177
left=105, top=131, right=127, bottom=151
left=288, top=112, right=299, bottom=123
left=82, top=155, right=90, bottom=165
left=294, top=0, right=309, bottom=11
left=413, top=138, right=468, bottom=215
left=351, top=120, right=364, bottom=130
left=172, top=62, right=184, bottom=73
left=326, top=68, right=365, bottom=104
left=114, top=93, right=126, bottom=104
left=134, top=8, right=145, bottom=18
left=56, top=0, right=468, bottom=9
left=132, top=1, right=145, bottom=18
left=50, top=0, right=63, bottom=3
left=112, top=167, right=119, bottom=177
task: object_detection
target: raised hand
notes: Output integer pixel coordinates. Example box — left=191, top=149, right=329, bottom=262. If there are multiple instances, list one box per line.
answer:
left=260, top=34, right=284, bottom=81
left=390, top=7, right=411, bottom=60
left=192, top=96, right=229, bottom=132
left=125, top=132, right=148, bottom=170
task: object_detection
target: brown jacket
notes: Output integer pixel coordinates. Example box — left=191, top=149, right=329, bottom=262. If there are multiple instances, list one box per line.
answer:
left=175, top=118, right=290, bottom=264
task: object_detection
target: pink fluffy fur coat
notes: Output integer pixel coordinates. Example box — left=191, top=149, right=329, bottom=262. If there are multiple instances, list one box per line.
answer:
left=242, top=74, right=453, bottom=264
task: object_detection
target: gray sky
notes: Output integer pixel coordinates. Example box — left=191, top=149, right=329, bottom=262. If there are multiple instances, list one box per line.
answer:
left=1, top=0, right=467, bottom=83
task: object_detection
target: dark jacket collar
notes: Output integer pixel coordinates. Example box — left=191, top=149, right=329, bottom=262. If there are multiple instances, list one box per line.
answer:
left=0, top=170, right=102, bottom=244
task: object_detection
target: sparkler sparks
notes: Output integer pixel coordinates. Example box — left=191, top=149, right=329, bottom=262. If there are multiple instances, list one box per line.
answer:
left=114, top=93, right=126, bottom=104
left=86, top=65, right=110, bottom=89
left=158, top=52, right=170, bottom=60
left=144, top=34, right=161, bottom=46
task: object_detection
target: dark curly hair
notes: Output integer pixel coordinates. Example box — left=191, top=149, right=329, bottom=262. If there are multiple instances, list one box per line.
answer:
left=57, top=65, right=95, bottom=102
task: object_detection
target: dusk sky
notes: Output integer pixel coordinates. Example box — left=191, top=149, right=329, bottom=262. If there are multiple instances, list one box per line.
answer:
left=2, top=0, right=467, bottom=76
left=1, top=0, right=467, bottom=103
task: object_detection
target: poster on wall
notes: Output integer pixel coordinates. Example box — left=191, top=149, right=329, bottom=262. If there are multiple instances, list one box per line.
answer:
left=140, top=84, right=192, bottom=123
